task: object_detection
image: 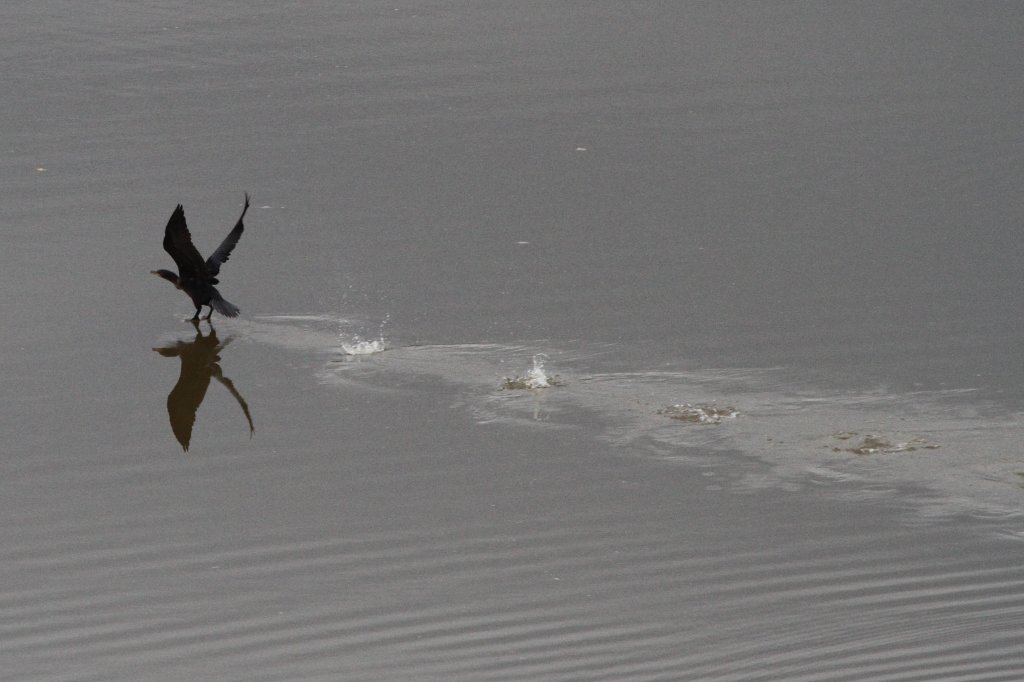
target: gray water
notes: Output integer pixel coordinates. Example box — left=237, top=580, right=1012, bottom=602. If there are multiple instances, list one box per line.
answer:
left=3, top=3, right=1024, bottom=680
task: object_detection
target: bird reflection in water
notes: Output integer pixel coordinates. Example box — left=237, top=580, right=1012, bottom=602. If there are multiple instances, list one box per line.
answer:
left=153, top=320, right=254, bottom=451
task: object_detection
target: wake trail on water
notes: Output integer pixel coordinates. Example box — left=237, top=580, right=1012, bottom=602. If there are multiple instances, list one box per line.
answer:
left=235, top=314, right=1024, bottom=525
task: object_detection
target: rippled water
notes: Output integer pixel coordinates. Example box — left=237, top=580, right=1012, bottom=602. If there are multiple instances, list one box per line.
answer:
left=3, top=3, right=1024, bottom=680
left=11, top=317, right=1018, bottom=680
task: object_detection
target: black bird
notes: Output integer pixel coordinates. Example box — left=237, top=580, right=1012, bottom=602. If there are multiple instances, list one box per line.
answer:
left=152, top=193, right=249, bottom=321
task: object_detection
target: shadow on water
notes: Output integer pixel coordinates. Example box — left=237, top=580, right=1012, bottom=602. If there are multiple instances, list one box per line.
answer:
left=153, top=320, right=254, bottom=451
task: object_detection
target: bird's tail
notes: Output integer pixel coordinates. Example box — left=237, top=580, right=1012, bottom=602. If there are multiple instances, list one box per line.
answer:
left=210, top=292, right=240, bottom=318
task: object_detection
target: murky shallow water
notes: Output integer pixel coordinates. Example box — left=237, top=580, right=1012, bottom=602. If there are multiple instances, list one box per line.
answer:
left=3, top=3, right=1024, bottom=680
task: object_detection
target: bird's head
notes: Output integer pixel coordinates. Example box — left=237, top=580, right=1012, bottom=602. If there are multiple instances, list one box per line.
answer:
left=151, top=269, right=180, bottom=287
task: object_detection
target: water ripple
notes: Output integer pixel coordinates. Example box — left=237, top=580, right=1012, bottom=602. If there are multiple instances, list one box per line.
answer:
left=4, top=512, right=1024, bottom=680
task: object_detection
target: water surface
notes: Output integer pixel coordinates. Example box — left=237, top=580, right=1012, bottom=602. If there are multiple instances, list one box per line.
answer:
left=2, top=3, right=1024, bottom=680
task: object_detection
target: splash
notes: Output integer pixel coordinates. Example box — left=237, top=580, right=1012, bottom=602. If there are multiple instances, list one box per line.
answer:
left=502, top=354, right=561, bottom=390
left=658, top=403, right=738, bottom=424
left=341, top=337, right=386, bottom=355
left=830, top=432, right=940, bottom=455
left=340, top=315, right=389, bottom=355
left=525, top=353, right=550, bottom=388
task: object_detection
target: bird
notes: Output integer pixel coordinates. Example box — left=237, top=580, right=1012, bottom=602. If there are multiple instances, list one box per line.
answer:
left=152, top=193, right=249, bottom=321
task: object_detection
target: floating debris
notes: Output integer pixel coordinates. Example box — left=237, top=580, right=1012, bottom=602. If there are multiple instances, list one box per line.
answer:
left=830, top=432, right=940, bottom=455
left=659, top=403, right=738, bottom=424
left=502, top=354, right=563, bottom=390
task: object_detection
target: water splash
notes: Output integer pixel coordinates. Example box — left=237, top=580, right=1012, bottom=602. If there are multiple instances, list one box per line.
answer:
left=830, top=432, right=940, bottom=455
left=340, top=315, right=389, bottom=355
left=341, top=337, right=386, bottom=355
left=526, top=354, right=550, bottom=388
left=658, top=403, right=738, bottom=424
left=502, top=354, right=561, bottom=390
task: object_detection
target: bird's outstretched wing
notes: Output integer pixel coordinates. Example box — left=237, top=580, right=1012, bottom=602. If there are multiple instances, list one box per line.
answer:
left=163, top=204, right=208, bottom=281
left=207, top=192, right=249, bottom=277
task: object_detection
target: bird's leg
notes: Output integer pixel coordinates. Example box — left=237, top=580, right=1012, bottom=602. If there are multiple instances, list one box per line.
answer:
left=203, top=306, right=214, bottom=321
left=190, top=307, right=201, bottom=321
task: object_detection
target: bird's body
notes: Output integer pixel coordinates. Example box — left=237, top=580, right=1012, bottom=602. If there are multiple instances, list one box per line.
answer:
left=152, top=193, right=249, bottom=320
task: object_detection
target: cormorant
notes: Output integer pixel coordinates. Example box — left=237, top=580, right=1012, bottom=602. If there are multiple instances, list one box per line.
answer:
left=152, top=193, right=249, bottom=320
